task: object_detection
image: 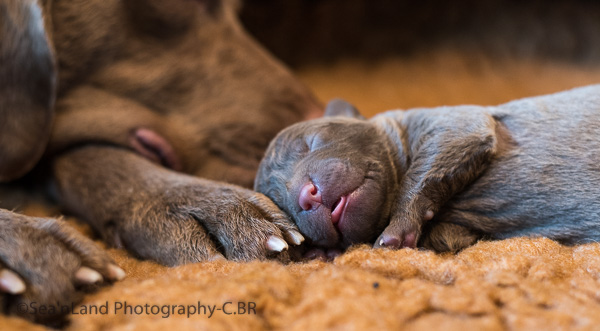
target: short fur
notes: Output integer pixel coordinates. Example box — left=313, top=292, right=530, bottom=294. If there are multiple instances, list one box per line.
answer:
left=0, top=0, right=321, bottom=323
left=255, top=85, right=600, bottom=255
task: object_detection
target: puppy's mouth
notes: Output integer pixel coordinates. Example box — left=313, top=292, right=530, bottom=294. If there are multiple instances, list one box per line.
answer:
left=298, top=170, right=383, bottom=249
left=331, top=195, right=349, bottom=228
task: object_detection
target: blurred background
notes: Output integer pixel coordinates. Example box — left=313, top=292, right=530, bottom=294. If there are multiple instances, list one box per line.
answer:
left=240, top=0, right=600, bottom=117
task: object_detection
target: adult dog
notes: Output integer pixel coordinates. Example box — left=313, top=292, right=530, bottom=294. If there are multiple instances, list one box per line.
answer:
left=0, top=0, right=321, bottom=322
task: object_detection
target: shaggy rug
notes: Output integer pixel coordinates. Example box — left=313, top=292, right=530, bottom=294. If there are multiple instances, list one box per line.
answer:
left=3, top=50, right=600, bottom=330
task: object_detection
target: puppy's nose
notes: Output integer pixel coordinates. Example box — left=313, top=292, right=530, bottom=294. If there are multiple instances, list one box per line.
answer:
left=299, top=183, right=322, bottom=211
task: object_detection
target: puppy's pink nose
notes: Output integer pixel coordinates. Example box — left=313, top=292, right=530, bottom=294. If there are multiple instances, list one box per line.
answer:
left=299, top=183, right=322, bottom=211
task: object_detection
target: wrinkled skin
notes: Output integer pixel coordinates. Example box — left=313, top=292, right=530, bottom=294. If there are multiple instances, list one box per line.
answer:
left=0, top=0, right=321, bottom=323
left=256, top=101, right=403, bottom=259
left=255, top=106, right=398, bottom=252
left=256, top=86, right=600, bottom=257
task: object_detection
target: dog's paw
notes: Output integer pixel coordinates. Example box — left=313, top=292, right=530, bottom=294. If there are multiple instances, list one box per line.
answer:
left=113, top=179, right=304, bottom=265
left=419, top=222, right=482, bottom=253
left=374, top=196, right=436, bottom=249
left=373, top=213, right=432, bottom=250
left=0, top=210, right=124, bottom=324
left=373, top=227, right=419, bottom=250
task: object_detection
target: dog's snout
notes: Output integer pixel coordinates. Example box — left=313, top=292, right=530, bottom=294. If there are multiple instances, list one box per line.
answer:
left=299, top=182, right=322, bottom=211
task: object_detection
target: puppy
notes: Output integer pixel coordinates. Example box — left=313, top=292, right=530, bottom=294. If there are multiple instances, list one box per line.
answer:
left=255, top=85, right=600, bottom=257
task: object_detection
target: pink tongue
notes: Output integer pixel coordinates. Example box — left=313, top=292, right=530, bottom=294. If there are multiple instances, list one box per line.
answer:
left=331, top=196, right=346, bottom=224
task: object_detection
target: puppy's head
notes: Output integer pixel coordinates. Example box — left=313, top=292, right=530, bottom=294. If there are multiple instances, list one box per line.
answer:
left=255, top=100, right=399, bottom=249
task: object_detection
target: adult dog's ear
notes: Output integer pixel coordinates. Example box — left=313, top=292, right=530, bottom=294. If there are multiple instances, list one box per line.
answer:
left=324, top=98, right=365, bottom=119
left=0, top=0, right=56, bottom=181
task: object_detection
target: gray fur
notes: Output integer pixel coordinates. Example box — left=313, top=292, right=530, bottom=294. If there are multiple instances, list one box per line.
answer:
left=255, top=85, right=600, bottom=256
left=0, top=0, right=320, bottom=323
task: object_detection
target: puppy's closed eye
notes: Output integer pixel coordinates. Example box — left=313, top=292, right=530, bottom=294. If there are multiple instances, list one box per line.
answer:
left=308, top=134, right=331, bottom=152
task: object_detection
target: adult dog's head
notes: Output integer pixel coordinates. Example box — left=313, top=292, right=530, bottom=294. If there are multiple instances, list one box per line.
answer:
left=0, top=0, right=322, bottom=185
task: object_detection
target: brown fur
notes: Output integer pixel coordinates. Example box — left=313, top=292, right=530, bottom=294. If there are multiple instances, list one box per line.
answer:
left=0, top=0, right=320, bottom=323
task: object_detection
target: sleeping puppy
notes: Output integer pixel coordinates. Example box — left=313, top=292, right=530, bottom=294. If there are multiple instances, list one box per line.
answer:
left=255, top=85, right=600, bottom=258
left=1, top=0, right=321, bottom=323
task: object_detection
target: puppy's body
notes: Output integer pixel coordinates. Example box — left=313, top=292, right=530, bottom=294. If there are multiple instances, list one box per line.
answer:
left=256, top=85, right=600, bottom=254
left=435, top=91, right=600, bottom=243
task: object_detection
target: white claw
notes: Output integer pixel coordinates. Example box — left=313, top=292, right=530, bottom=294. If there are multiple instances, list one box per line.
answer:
left=424, top=210, right=434, bottom=221
left=0, top=269, right=26, bottom=294
left=379, top=238, right=385, bottom=246
left=266, top=236, right=288, bottom=252
left=107, top=264, right=126, bottom=281
left=288, top=230, right=305, bottom=245
left=75, top=267, right=103, bottom=284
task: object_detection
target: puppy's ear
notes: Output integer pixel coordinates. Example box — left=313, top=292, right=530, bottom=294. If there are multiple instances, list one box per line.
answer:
left=0, top=0, right=56, bottom=181
left=324, top=98, right=365, bottom=119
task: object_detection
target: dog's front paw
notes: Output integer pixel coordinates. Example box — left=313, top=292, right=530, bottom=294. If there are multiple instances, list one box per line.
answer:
left=0, top=210, right=124, bottom=325
left=373, top=192, right=437, bottom=250
left=373, top=226, right=419, bottom=250
left=114, top=179, right=304, bottom=265
left=420, top=222, right=482, bottom=253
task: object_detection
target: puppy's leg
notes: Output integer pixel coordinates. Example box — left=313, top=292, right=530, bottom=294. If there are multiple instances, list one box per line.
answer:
left=52, top=145, right=303, bottom=265
left=419, top=222, right=483, bottom=253
left=0, top=209, right=124, bottom=324
left=375, top=107, right=499, bottom=249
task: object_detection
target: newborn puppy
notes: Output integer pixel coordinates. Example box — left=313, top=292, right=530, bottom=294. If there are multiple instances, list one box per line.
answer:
left=255, top=85, right=600, bottom=256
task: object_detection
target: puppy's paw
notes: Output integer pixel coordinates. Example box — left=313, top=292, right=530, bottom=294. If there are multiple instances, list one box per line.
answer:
left=373, top=227, right=418, bottom=250
left=114, top=180, right=304, bottom=265
left=0, top=210, right=124, bottom=324
left=373, top=212, right=432, bottom=250
left=374, top=197, right=435, bottom=249
left=420, top=222, right=482, bottom=253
